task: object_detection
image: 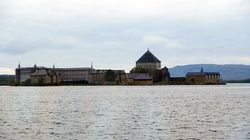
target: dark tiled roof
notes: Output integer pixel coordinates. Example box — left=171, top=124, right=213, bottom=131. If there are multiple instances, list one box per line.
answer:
left=136, top=50, right=161, bottom=63
left=186, top=72, right=220, bottom=76
left=16, top=66, right=47, bottom=70
left=127, top=73, right=152, bottom=80
left=186, top=72, right=206, bottom=76
left=30, top=70, right=48, bottom=76
left=54, top=68, right=92, bottom=71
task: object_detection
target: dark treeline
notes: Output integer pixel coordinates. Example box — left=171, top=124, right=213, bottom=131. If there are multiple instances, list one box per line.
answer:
left=0, top=75, right=15, bottom=86
left=225, top=78, right=250, bottom=83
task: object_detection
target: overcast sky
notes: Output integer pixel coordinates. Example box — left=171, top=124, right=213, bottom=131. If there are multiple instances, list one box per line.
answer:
left=0, top=0, right=249, bottom=74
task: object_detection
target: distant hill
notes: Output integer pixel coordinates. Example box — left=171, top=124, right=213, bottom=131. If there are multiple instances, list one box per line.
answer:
left=169, top=64, right=250, bottom=80
left=0, top=75, right=15, bottom=85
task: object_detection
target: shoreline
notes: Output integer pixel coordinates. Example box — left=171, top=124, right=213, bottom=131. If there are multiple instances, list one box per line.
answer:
left=4, top=83, right=228, bottom=87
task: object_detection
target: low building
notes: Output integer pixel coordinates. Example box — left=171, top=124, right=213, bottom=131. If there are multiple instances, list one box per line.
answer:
left=30, top=69, right=61, bottom=85
left=90, top=69, right=126, bottom=84
left=127, top=73, right=153, bottom=85
left=15, top=64, right=46, bottom=83
left=186, top=68, right=221, bottom=84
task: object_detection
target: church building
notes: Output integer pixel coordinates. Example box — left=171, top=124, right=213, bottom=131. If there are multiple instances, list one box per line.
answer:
left=128, top=49, right=170, bottom=84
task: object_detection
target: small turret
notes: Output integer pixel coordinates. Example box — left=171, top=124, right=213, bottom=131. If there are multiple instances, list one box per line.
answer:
left=161, top=66, right=170, bottom=81
left=18, top=62, right=21, bottom=68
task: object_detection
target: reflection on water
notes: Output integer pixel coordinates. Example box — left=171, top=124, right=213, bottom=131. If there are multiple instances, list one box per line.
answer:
left=0, top=85, right=250, bottom=140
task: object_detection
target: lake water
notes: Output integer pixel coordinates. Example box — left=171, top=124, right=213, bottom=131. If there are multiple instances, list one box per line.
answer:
left=0, top=84, right=250, bottom=140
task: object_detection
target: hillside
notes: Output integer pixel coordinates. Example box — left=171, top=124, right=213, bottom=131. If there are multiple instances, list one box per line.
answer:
left=169, top=64, right=250, bottom=81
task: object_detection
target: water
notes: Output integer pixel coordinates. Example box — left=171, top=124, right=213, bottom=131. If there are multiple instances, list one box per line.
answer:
left=0, top=84, right=250, bottom=140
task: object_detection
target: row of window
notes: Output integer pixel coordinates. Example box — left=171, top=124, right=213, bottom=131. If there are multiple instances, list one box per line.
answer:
left=206, top=75, right=220, bottom=79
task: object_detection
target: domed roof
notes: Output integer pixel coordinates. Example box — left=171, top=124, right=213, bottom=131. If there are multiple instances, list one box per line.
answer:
left=136, top=50, right=161, bottom=63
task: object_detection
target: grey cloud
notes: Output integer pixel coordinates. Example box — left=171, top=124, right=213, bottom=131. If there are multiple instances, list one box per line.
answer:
left=0, top=0, right=250, bottom=71
left=0, top=46, right=26, bottom=55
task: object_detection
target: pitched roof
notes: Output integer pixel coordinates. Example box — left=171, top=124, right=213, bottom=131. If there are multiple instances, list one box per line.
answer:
left=136, top=50, right=161, bottom=63
left=127, top=73, right=152, bottom=80
left=186, top=72, right=206, bottom=76
left=186, top=67, right=220, bottom=76
left=30, top=70, right=48, bottom=76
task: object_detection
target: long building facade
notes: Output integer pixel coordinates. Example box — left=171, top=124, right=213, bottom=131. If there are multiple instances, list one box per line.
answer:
left=54, top=68, right=92, bottom=82
left=15, top=64, right=126, bottom=85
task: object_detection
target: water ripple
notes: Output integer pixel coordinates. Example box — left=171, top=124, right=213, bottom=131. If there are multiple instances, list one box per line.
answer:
left=0, top=85, right=250, bottom=139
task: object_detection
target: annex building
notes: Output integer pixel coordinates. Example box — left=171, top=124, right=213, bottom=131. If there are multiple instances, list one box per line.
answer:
left=186, top=67, right=221, bottom=84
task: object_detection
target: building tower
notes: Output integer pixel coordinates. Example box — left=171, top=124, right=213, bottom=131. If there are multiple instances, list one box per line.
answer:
left=136, top=49, right=161, bottom=69
left=161, top=66, right=170, bottom=81
left=15, top=62, right=21, bottom=83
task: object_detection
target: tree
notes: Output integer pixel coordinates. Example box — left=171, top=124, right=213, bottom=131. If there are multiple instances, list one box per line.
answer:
left=130, top=67, right=149, bottom=73
left=21, top=79, right=31, bottom=86
left=152, top=69, right=162, bottom=82
left=37, top=77, right=45, bottom=86
left=104, top=70, right=116, bottom=82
